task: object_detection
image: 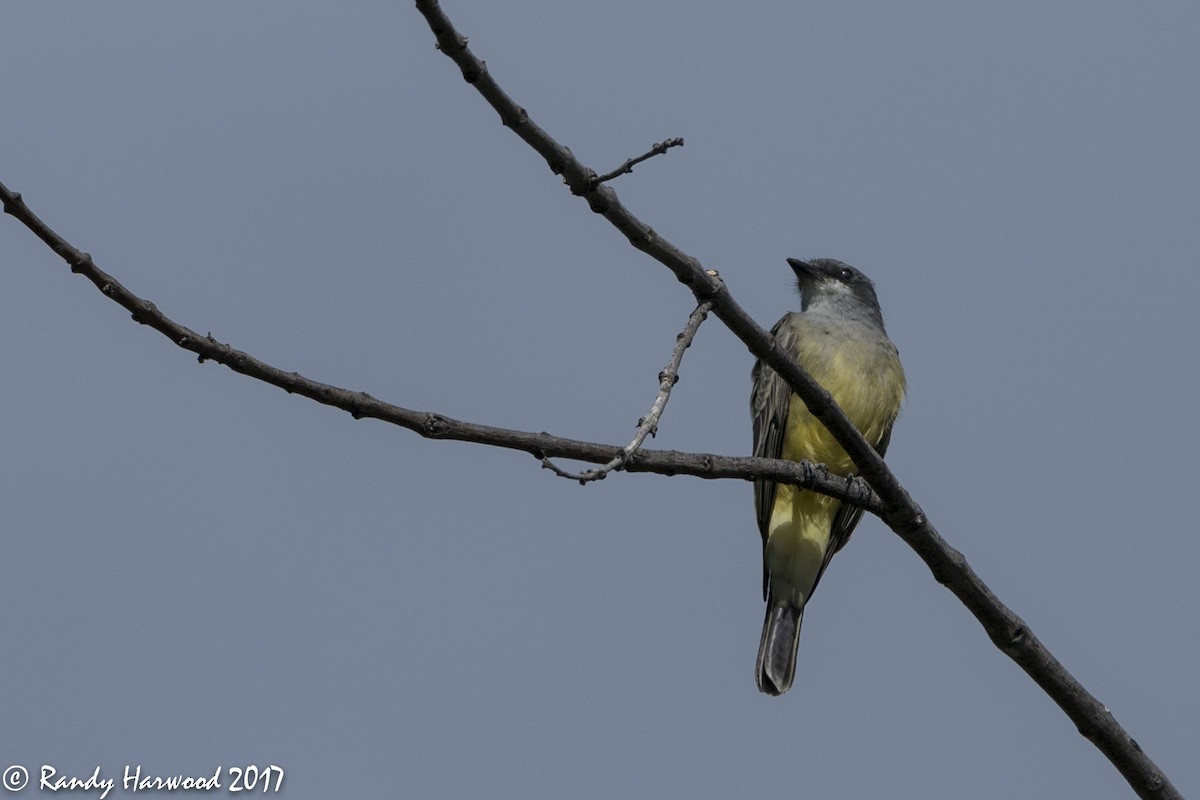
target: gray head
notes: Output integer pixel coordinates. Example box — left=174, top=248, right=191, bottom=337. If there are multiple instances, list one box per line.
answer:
left=788, top=258, right=887, bottom=330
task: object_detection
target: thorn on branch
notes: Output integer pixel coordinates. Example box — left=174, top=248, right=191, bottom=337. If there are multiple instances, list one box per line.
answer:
left=592, top=137, right=684, bottom=186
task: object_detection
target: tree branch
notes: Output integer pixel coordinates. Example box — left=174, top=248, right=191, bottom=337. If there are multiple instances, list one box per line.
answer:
left=593, top=137, right=685, bottom=185
left=0, top=180, right=876, bottom=513
left=413, top=2, right=1179, bottom=798
left=543, top=296, right=715, bottom=483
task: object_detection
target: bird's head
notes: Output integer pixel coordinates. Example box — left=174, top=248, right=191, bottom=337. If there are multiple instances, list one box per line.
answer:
left=788, top=258, right=886, bottom=328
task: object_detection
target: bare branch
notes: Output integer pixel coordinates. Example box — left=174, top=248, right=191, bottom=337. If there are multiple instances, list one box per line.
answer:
left=414, top=1, right=891, bottom=491
left=593, top=137, right=685, bottom=185
left=0, top=180, right=874, bottom=513
left=544, top=296, right=715, bottom=483
left=413, top=3, right=1180, bottom=798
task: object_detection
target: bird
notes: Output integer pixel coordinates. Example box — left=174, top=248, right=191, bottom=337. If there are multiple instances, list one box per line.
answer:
left=751, top=258, right=905, bottom=695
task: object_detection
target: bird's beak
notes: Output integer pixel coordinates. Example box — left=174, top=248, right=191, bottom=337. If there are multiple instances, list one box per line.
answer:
left=787, top=258, right=819, bottom=280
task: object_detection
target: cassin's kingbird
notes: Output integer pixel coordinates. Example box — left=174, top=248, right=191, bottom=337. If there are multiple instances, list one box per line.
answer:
left=751, top=258, right=905, bottom=696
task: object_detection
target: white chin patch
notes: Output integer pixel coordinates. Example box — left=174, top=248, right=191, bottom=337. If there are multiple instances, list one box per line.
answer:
left=825, top=280, right=855, bottom=298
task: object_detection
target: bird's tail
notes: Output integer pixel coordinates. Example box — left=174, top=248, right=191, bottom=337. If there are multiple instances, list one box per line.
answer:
left=756, top=601, right=804, bottom=695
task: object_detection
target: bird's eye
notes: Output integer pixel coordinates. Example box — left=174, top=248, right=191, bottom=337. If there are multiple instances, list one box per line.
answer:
left=838, top=267, right=854, bottom=281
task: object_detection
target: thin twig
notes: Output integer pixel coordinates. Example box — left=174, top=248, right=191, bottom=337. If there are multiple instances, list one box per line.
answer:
left=543, top=295, right=715, bottom=483
left=414, top=3, right=1179, bottom=797
left=592, top=137, right=684, bottom=185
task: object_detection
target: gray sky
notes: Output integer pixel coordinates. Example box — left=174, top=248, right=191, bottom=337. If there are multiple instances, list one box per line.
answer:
left=2, top=3, right=1197, bottom=798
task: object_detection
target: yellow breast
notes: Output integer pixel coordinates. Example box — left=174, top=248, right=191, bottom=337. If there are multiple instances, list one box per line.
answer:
left=781, top=323, right=905, bottom=476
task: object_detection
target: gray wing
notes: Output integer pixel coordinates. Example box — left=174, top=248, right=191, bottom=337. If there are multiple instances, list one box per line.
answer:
left=751, top=316, right=800, bottom=599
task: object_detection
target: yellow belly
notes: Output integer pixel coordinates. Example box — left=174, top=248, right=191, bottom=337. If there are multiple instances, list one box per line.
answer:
left=765, top=488, right=840, bottom=605
left=780, top=334, right=904, bottom=475
left=766, top=330, right=905, bottom=606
